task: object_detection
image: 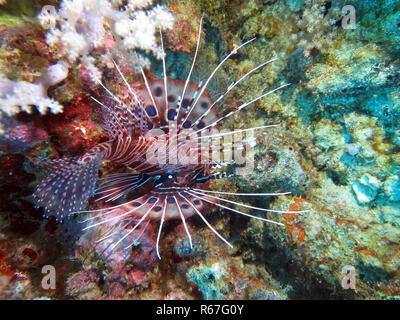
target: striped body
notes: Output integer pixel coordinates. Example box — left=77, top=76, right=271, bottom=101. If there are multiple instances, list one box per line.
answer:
left=79, top=130, right=211, bottom=175
left=71, top=76, right=221, bottom=222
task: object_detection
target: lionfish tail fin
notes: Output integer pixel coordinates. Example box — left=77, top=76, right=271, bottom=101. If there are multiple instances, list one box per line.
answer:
left=33, top=153, right=103, bottom=221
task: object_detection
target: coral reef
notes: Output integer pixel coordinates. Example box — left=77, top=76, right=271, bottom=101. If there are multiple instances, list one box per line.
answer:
left=0, top=0, right=399, bottom=300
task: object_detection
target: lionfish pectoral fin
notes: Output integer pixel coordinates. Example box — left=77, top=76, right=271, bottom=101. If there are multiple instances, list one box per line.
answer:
left=33, top=153, right=103, bottom=221
left=94, top=173, right=152, bottom=202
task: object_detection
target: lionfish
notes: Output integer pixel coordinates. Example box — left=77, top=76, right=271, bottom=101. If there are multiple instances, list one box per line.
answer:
left=33, top=16, right=304, bottom=259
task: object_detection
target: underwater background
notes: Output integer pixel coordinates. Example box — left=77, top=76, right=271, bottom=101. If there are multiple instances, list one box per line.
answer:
left=0, top=0, right=399, bottom=299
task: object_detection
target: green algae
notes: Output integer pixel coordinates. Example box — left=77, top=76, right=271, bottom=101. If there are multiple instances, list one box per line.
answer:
left=0, top=0, right=37, bottom=27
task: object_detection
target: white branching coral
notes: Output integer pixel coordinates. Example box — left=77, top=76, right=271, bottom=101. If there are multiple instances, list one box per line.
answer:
left=0, top=61, right=68, bottom=118
left=38, top=0, right=174, bottom=77
left=291, top=0, right=340, bottom=58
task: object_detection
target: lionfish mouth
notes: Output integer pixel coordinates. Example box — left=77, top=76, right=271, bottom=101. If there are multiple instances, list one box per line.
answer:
left=33, top=13, right=307, bottom=260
